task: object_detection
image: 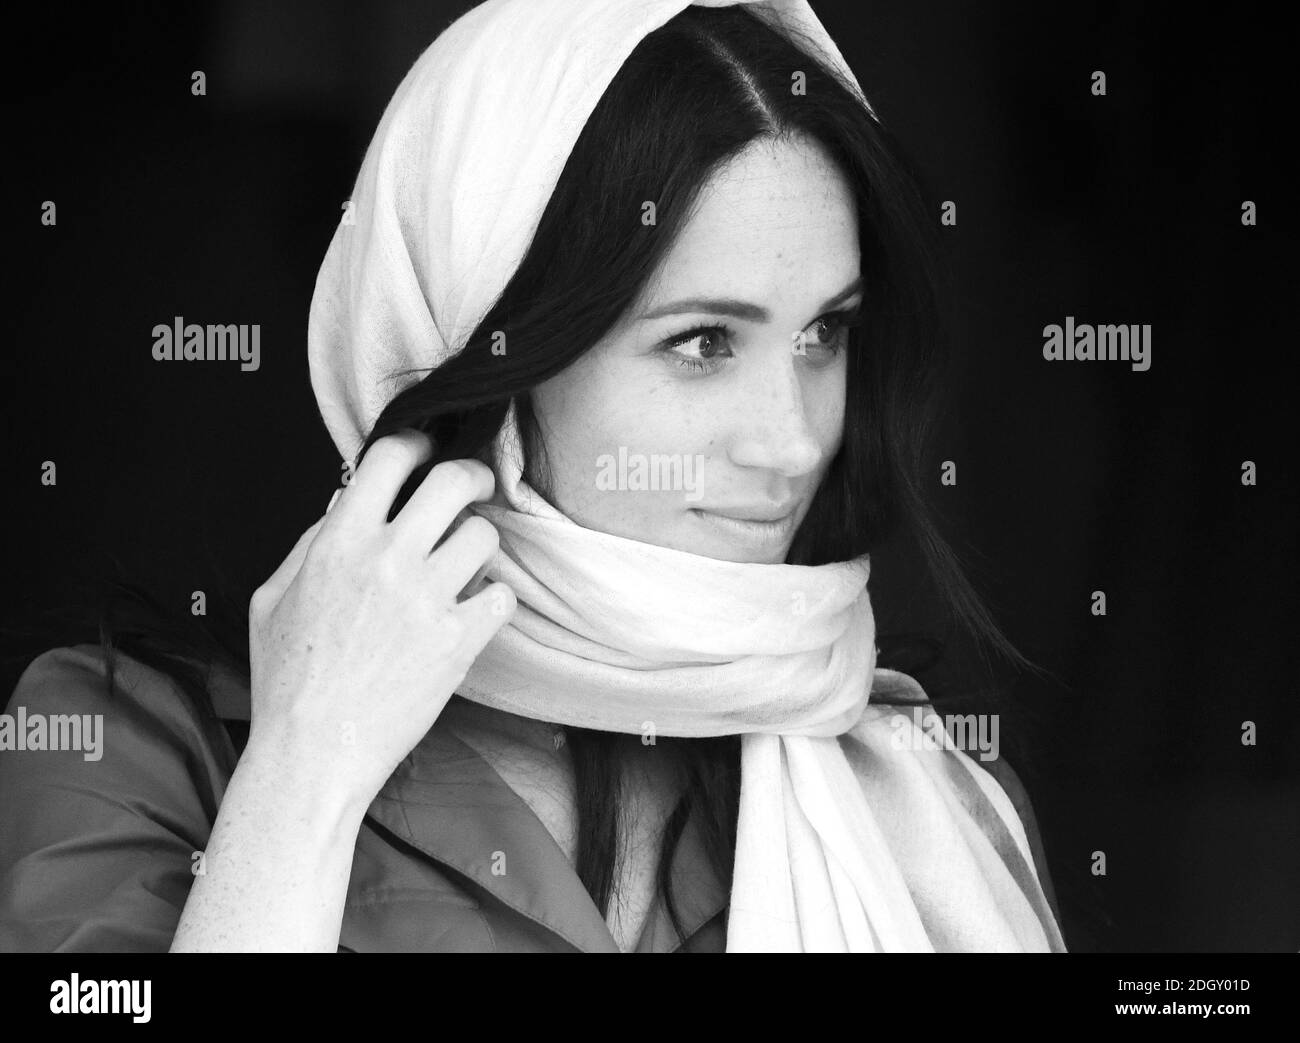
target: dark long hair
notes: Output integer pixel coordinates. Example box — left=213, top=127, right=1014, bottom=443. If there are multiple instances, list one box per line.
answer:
left=17, top=5, right=1051, bottom=948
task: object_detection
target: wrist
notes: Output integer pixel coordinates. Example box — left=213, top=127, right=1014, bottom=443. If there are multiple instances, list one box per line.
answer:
left=235, top=726, right=374, bottom=836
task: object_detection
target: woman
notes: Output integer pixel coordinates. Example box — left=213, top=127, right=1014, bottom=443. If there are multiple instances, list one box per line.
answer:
left=0, top=0, right=1066, bottom=952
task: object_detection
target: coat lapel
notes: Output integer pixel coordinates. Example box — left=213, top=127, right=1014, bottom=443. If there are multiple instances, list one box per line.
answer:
left=365, top=723, right=621, bottom=952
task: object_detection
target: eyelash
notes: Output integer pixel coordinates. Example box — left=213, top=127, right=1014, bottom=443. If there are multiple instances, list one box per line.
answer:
left=660, top=308, right=863, bottom=374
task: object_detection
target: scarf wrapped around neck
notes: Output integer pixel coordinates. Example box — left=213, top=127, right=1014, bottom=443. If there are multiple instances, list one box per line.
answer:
left=307, top=0, right=1067, bottom=952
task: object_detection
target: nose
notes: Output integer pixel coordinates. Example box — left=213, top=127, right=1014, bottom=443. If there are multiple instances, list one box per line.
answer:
left=725, top=346, right=824, bottom=478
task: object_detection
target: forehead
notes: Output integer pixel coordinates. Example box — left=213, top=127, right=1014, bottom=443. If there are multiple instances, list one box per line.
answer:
left=642, top=134, right=860, bottom=305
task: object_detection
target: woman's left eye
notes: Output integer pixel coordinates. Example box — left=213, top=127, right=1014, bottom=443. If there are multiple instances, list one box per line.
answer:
left=803, top=309, right=862, bottom=352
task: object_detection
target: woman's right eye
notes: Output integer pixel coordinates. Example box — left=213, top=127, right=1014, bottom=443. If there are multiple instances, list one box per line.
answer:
left=660, top=324, right=735, bottom=373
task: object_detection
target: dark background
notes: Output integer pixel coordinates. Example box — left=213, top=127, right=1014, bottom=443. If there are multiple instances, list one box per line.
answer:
left=2, top=0, right=1294, bottom=952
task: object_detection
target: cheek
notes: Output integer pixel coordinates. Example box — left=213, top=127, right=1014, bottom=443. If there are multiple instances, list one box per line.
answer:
left=527, top=359, right=682, bottom=522
left=810, top=362, right=848, bottom=457
left=529, top=380, right=606, bottom=501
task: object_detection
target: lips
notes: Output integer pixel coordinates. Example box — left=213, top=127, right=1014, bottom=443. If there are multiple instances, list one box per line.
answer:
left=693, top=504, right=797, bottom=523
left=689, top=506, right=798, bottom=546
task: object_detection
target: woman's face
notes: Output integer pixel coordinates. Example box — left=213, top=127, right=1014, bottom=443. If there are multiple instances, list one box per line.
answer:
left=528, top=133, right=861, bottom=564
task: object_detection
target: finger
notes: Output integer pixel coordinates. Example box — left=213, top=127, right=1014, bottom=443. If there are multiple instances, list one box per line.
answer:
left=455, top=582, right=518, bottom=649
left=332, top=430, right=436, bottom=529
left=388, top=458, right=496, bottom=553
left=426, top=514, right=500, bottom=601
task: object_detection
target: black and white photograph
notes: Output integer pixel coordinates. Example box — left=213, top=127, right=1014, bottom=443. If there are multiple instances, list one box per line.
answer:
left=0, top=0, right=1292, bottom=1004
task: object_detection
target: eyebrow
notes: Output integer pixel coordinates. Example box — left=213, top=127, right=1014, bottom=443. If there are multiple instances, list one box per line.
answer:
left=640, top=274, right=864, bottom=323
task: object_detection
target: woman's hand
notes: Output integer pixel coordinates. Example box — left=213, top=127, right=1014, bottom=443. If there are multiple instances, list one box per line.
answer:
left=246, top=429, right=517, bottom=811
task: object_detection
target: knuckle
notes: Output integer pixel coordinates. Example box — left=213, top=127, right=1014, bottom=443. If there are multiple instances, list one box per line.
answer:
left=384, top=428, right=432, bottom=452
left=367, top=430, right=430, bottom=471
left=305, top=527, right=344, bottom=566
left=460, top=515, right=499, bottom=550
left=458, top=456, right=494, bottom=486
left=431, top=460, right=475, bottom=499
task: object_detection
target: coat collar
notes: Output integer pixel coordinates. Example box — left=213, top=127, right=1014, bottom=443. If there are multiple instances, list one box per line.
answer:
left=206, top=658, right=728, bottom=952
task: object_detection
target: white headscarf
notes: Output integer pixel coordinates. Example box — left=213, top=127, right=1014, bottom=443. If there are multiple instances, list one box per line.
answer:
left=308, top=0, right=1066, bottom=952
